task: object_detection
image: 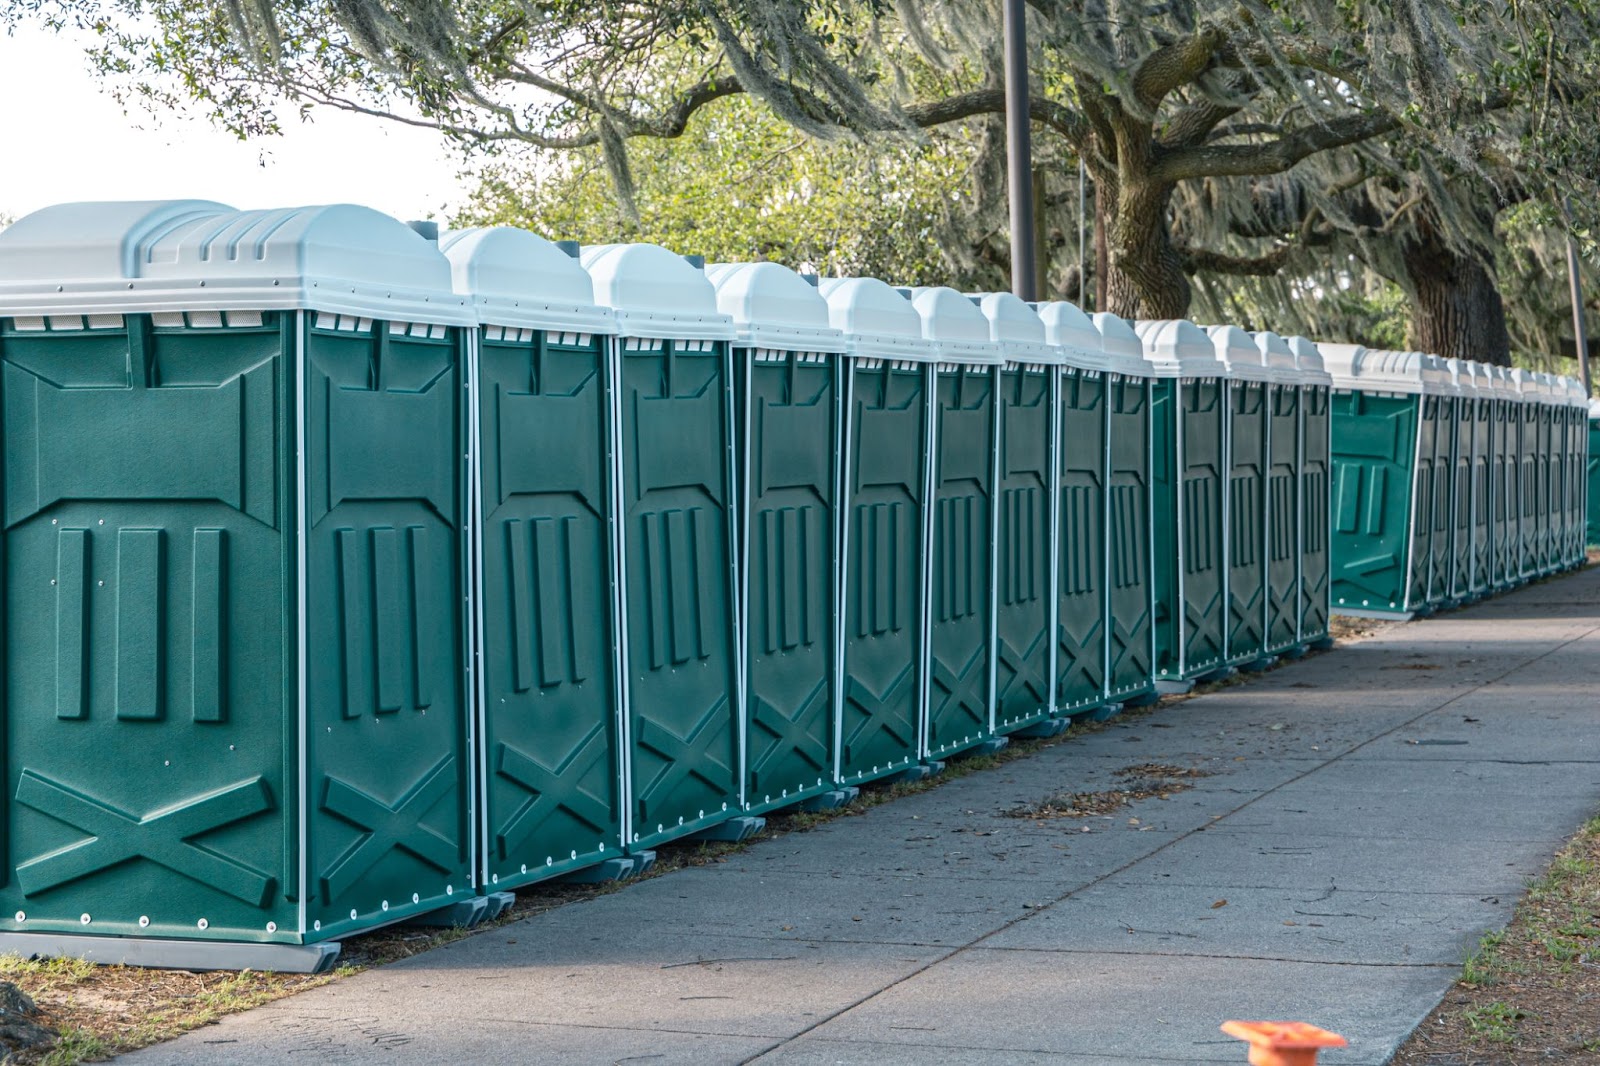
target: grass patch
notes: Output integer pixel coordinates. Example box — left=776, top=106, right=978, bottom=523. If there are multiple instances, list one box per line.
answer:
left=1393, top=814, right=1600, bottom=1064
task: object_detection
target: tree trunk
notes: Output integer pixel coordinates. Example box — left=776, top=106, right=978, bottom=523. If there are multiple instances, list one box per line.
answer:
left=1106, top=177, right=1191, bottom=320
left=1402, top=223, right=1512, bottom=366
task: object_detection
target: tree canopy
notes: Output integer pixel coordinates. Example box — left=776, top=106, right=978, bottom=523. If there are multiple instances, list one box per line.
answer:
left=14, top=0, right=1600, bottom=362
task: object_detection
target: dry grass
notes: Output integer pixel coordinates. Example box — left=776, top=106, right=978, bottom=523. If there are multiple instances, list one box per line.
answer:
left=1392, top=816, right=1600, bottom=1065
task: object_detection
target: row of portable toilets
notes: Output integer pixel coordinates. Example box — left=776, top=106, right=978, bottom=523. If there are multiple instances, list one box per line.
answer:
left=0, top=201, right=1590, bottom=973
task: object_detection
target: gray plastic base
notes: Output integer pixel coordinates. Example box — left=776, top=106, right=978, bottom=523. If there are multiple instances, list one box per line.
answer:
left=1237, top=656, right=1277, bottom=674
left=401, top=895, right=489, bottom=930
left=481, top=891, right=516, bottom=921
left=1154, top=679, right=1193, bottom=695
left=1010, top=718, right=1069, bottom=739
left=1122, top=691, right=1161, bottom=708
left=954, top=736, right=1009, bottom=758
left=0, top=931, right=342, bottom=974
left=794, top=787, right=859, bottom=813
left=1193, top=665, right=1238, bottom=684
left=1332, top=607, right=1415, bottom=621
left=1276, top=645, right=1308, bottom=661
left=685, top=816, right=766, bottom=844
left=1074, top=702, right=1123, bottom=724
left=558, top=855, right=637, bottom=885
left=882, top=761, right=944, bottom=786
left=627, top=851, right=657, bottom=878
left=1308, top=635, right=1336, bottom=650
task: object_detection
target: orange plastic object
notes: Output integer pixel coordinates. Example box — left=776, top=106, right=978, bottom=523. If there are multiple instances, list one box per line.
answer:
left=1220, top=1021, right=1348, bottom=1066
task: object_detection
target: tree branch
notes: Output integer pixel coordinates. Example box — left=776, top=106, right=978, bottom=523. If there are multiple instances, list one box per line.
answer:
left=1152, top=107, right=1403, bottom=182
left=1131, top=24, right=1227, bottom=112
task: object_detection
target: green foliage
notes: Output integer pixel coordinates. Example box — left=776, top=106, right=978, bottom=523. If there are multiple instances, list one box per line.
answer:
left=456, top=95, right=980, bottom=286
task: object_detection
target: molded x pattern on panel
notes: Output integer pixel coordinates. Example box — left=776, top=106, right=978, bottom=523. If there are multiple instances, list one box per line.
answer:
left=633, top=702, right=733, bottom=819
left=319, top=756, right=458, bottom=902
left=930, top=647, right=988, bottom=736
left=749, top=679, right=831, bottom=783
left=493, top=730, right=613, bottom=859
left=842, top=667, right=916, bottom=756
left=996, top=629, right=1050, bottom=707
left=15, top=771, right=275, bottom=906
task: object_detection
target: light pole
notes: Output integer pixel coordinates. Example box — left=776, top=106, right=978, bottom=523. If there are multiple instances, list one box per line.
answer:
left=1003, top=0, right=1036, bottom=301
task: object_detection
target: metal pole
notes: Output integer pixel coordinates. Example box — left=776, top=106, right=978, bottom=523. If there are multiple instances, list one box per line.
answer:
left=1077, top=159, right=1087, bottom=308
left=1562, top=203, right=1591, bottom=395
left=1003, top=0, right=1036, bottom=301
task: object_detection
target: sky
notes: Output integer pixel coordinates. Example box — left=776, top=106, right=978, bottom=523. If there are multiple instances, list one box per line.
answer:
left=0, top=22, right=476, bottom=224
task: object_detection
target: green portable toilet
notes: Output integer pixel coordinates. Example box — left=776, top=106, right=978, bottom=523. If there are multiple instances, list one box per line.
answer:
left=1511, top=369, right=1541, bottom=582
left=908, top=287, right=1004, bottom=760
left=1094, top=313, right=1160, bottom=705
left=1487, top=365, right=1521, bottom=589
left=820, top=277, right=938, bottom=786
left=1414, top=355, right=1454, bottom=612
left=1324, top=346, right=1426, bottom=618
left=438, top=227, right=633, bottom=892
left=1588, top=398, right=1600, bottom=549
left=1209, top=325, right=1273, bottom=670
left=1254, top=332, right=1305, bottom=659
left=706, top=261, right=853, bottom=816
left=0, top=200, right=479, bottom=972
left=1286, top=337, right=1334, bottom=648
left=1137, top=320, right=1229, bottom=689
left=1559, top=378, right=1586, bottom=568
left=980, top=294, right=1063, bottom=737
left=1457, top=361, right=1493, bottom=599
left=578, top=244, right=747, bottom=850
left=1037, top=302, right=1110, bottom=720
left=1439, top=358, right=1475, bottom=606
left=1535, top=373, right=1562, bottom=576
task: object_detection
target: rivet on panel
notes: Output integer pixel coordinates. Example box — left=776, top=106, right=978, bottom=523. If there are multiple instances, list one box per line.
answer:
left=491, top=875, right=498, bottom=884
left=313, top=920, right=321, bottom=932
left=267, top=922, right=278, bottom=933
left=13, top=913, right=24, bottom=923
left=197, top=918, right=209, bottom=930
left=350, top=909, right=358, bottom=920
left=80, top=914, right=91, bottom=924
left=381, top=901, right=389, bottom=912
left=521, top=865, right=528, bottom=874
left=138, top=916, right=150, bottom=928
left=446, top=885, right=454, bottom=895
left=412, top=893, right=420, bottom=904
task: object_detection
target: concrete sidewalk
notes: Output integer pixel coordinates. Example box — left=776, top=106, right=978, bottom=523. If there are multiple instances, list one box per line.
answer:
left=126, top=568, right=1600, bottom=1065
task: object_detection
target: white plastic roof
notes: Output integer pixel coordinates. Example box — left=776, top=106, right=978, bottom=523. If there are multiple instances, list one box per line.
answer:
left=1568, top=377, right=1592, bottom=410
left=706, top=262, right=845, bottom=353
left=1207, top=324, right=1273, bottom=382
left=438, top=226, right=613, bottom=333
left=1418, top=354, right=1458, bottom=397
left=1135, top=319, right=1227, bottom=379
left=1285, top=336, right=1334, bottom=388
left=1252, top=331, right=1301, bottom=385
left=1486, top=364, right=1520, bottom=401
left=0, top=199, right=474, bottom=323
left=1320, top=345, right=1425, bottom=394
left=579, top=242, right=734, bottom=341
left=973, top=292, right=1058, bottom=364
left=1031, top=299, right=1098, bottom=370
left=1091, top=313, right=1151, bottom=377
left=816, top=276, right=933, bottom=361
left=1534, top=371, right=1564, bottom=406
left=907, top=286, right=1003, bottom=364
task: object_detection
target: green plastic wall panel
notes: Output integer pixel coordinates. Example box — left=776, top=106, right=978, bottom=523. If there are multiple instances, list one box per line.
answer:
left=476, top=332, right=622, bottom=891
left=302, top=318, right=472, bottom=939
left=1265, top=382, right=1300, bottom=654
left=1420, top=393, right=1446, bottom=611
left=1299, top=385, right=1332, bottom=643
left=1, top=312, right=300, bottom=944
left=1151, top=381, right=1179, bottom=681
left=618, top=342, right=740, bottom=850
left=1587, top=420, right=1599, bottom=549
left=1180, top=380, right=1227, bottom=678
left=838, top=363, right=927, bottom=784
left=1447, top=399, right=1473, bottom=602
left=1225, top=380, right=1268, bottom=665
left=1562, top=408, right=1582, bottom=566
left=1330, top=390, right=1419, bottom=615
left=1057, top=370, right=1108, bottom=712
left=1518, top=401, right=1538, bottom=579
left=992, top=366, right=1054, bottom=734
left=1469, top=398, right=1493, bottom=595
left=1536, top=404, right=1557, bottom=575
left=1424, top=397, right=1454, bottom=607
left=739, top=353, right=839, bottom=814
left=1107, top=375, right=1155, bottom=701
left=926, top=367, right=996, bottom=758
left=1491, top=401, right=1518, bottom=588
